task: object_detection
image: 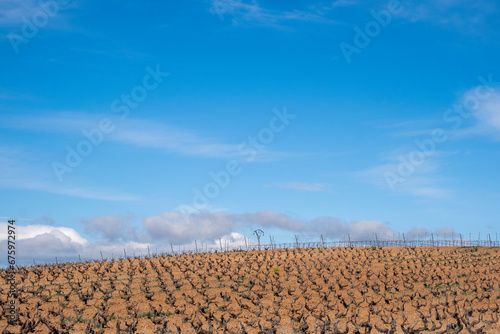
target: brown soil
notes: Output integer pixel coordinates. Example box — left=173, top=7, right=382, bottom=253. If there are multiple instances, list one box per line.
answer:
left=1, top=246, right=499, bottom=333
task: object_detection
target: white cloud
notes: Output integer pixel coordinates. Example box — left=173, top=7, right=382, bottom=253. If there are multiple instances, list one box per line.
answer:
left=406, top=227, right=430, bottom=238
left=236, top=211, right=306, bottom=231
left=0, top=223, right=87, bottom=245
left=435, top=227, right=457, bottom=237
left=264, top=181, right=327, bottom=191
left=0, top=221, right=153, bottom=266
left=406, top=227, right=458, bottom=239
left=81, top=213, right=137, bottom=241
left=307, top=217, right=396, bottom=239
left=220, top=232, right=247, bottom=247
left=143, top=211, right=235, bottom=244
left=185, top=232, right=249, bottom=252
left=144, top=210, right=399, bottom=241
left=0, top=223, right=87, bottom=266
left=87, top=240, right=153, bottom=258
left=144, top=210, right=396, bottom=244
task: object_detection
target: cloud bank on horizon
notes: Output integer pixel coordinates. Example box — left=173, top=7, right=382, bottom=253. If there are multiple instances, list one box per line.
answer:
left=0, top=212, right=460, bottom=266
left=1, top=0, right=499, bottom=265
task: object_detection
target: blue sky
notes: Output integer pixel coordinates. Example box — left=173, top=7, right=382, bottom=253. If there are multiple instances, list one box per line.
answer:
left=1, top=0, right=500, bottom=265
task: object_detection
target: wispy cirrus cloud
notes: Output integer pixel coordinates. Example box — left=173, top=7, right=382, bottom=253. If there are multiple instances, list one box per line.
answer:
left=0, top=0, right=39, bottom=26
left=110, top=118, right=240, bottom=159
left=0, top=0, right=77, bottom=30
left=0, top=111, right=99, bottom=133
left=312, top=0, right=358, bottom=13
left=0, top=90, right=36, bottom=101
left=353, top=147, right=453, bottom=200
left=0, top=145, right=140, bottom=201
left=0, top=113, right=237, bottom=158
left=459, top=87, right=500, bottom=139
left=0, top=112, right=291, bottom=160
left=0, top=174, right=141, bottom=201
left=209, top=0, right=342, bottom=26
left=352, top=84, right=500, bottom=200
left=397, top=0, right=499, bottom=35
left=264, top=181, right=327, bottom=192
left=330, top=0, right=358, bottom=7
